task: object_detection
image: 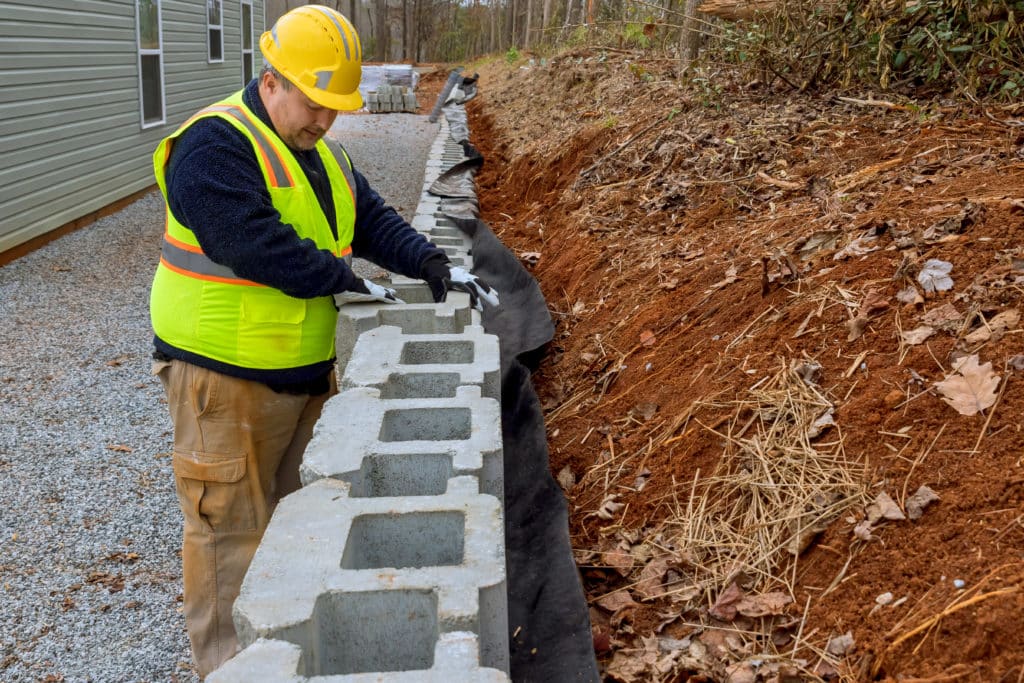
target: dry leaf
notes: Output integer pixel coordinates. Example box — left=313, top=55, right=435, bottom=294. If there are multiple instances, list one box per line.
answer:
left=906, top=485, right=940, bottom=520
left=634, top=402, right=658, bottom=420
left=921, top=303, right=962, bottom=328
left=639, top=330, right=657, bottom=346
left=901, top=325, right=935, bottom=345
left=520, top=251, right=541, bottom=267
left=706, top=265, right=739, bottom=292
left=1009, top=354, right=1024, bottom=371
left=596, top=590, right=638, bottom=613
left=106, top=444, right=133, bottom=453
left=834, top=234, right=880, bottom=260
left=866, top=491, right=906, bottom=524
left=846, top=316, right=869, bottom=341
left=935, top=354, right=1000, bottom=416
left=636, top=556, right=672, bottom=600
left=796, top=230, right=840, bottom=258
left=596, top=494, right=625, bottom=520
left=735, top=591, right=793, bottom=617
left=918, top=259, right=954, bottom=293
left=896, top=285, right=924, bottom=306
left=603, top=547, right=635, bottom=576
left=853, top=519, right=874, bottom=541
left=556, top=465, right=575, bottom=490
left=964, top=309, right=1020, bottom=345
left=709, top=581, right=744, bottom=621
left=725, top=661, right=757, bottom=683
left=826, top=631, right=855, bottom=656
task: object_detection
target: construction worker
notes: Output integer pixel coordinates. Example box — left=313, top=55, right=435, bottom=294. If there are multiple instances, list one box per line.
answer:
left=148, top=5, right=497, bottom=676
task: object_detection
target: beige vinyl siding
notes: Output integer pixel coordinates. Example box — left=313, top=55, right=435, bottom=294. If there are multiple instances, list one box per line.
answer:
left=0, top=0, right=263, bottom=255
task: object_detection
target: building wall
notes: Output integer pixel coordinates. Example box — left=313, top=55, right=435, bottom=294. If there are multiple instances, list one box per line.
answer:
left=0, top=0, right=264, bottom=255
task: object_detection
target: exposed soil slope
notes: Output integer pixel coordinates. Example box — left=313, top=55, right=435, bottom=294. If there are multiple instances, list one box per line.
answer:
left=467, top=51, right=1024, bottom=682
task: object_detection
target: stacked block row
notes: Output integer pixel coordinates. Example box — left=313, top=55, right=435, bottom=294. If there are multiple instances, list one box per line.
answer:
left=366, top=83, right=420, bottom=113
left=209, top=118, right=510, bottom=681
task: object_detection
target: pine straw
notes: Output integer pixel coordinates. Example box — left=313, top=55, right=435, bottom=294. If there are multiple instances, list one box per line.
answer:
left=663, top=357, right=869, bottom=601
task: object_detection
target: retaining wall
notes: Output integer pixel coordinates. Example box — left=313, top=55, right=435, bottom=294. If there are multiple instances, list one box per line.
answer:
left=209, top=116, right=511, bottom=682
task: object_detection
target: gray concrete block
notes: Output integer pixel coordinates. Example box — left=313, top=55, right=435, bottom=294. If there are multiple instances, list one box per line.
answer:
left=232, top=477, right=509, bottom=677
left=300, top=385, right=503, bottom=501
left=342, top=324, right=500, bottom=400
left=335, top=296, right=477, bottom=372
left=209, top=632, right=509, bottom=682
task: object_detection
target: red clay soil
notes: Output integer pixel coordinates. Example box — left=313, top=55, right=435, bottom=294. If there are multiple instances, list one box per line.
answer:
left=466, top=51, right=1024, bottom=682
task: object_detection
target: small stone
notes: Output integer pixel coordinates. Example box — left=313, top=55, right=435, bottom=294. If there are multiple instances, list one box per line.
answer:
left=953, top=579, right=965, bottom=589
left=875, top=592, right=893, bottom=605
left=883, top=388, right=904, bottom=410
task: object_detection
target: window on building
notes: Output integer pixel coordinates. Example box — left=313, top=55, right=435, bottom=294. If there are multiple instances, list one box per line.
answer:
left=241, top=0, right=254, bottom=84
left=136, top=0, right=165, bottom=127
left=208, top=0, right=224, bottom=62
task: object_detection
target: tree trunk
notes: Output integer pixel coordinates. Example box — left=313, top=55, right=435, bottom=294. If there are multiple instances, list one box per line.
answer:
left=375, top=0, right=389, bottom=61
left=541, top=0, right=553, bottom=45
left=524, top=0, right=533, bottom=47
left=680, top=0, right=703, bottom=62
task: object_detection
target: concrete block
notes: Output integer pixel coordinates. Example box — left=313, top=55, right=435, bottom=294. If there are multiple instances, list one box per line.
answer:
left=335, top=295, right=477, bottom=372
left=232, top=477, right=509, bottom=677
left=300, top=384, right=503, bottom=501
left=209, top=633, right=509, bottom=682
left=342, top=324, right=500, bottom=400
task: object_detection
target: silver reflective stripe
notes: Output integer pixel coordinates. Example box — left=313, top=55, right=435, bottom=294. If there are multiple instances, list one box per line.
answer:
left=311, top=6, right=351, bottom=60
left=336, top=148, right=357, bottom=204
left=271, top=25, right=280, bottom=48
left=203, top=105, right=293, bottom=188
left=343, top=253, right=352, bottom=267
left=162, top=238, right=251, bottom=284
left=315, top=70, right=333, bottom=90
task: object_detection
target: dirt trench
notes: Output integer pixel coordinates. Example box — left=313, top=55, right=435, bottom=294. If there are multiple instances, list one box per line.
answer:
left=463, top=52, right=1024, bottom=682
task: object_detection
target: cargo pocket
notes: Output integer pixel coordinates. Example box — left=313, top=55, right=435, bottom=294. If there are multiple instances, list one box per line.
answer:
left=172, top=451, right=256, bottom=534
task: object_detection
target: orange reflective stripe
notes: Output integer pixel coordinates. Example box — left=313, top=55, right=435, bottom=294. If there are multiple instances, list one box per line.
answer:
left=160, top=237, right=265, bottom=287
left=206, top=104, right=295, bottom=188
left=164, top=230, right=203, bottom=254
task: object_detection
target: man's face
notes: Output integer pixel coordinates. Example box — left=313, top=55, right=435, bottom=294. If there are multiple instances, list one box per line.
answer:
left=260, top=71, right=339, bottom=151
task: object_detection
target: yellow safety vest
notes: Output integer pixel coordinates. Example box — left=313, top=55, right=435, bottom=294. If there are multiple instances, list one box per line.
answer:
left=149, top=90, right=357, bottom=370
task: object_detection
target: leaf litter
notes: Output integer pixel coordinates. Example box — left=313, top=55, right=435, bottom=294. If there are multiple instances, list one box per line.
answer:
left=471, top=50, right=1024, bottom=682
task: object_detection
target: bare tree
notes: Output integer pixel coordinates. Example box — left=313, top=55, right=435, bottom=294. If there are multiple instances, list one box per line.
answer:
left=680, top=0, right=704, bottom=62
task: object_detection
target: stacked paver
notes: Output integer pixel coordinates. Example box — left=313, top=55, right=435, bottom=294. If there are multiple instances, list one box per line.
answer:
left=209, top=117, right=511, bottom=681
left=366, top=83, right=419, bottom=113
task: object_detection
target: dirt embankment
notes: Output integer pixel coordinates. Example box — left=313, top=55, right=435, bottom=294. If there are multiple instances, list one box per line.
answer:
left=466, top=52, right=1024, bottom=682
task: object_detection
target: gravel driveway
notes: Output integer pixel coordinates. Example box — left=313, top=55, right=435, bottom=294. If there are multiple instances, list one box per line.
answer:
left=0, top=111, right=438, bottom=682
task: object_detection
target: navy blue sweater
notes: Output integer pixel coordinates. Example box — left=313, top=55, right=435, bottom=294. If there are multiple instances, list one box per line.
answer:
left=154, top=79, right=446, bottom=391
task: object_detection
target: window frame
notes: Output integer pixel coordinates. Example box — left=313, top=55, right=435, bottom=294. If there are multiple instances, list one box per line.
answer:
left=240, top=0, right=254, bottom=85
left=207, top=0, right=225, bottom=63
left=135, top=0, right=166, bottom=129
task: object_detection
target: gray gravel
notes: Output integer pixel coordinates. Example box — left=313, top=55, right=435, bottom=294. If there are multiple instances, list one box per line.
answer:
left=0, top=111, right=438, bottom=682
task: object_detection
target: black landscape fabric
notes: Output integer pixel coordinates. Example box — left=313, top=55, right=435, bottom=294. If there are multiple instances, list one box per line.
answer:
left=432, top=160, right=600, bottom=682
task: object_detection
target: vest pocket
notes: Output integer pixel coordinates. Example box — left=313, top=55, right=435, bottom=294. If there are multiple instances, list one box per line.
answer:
left=172, top=451, right=256, bottom=534
left=238, top=291, right=308, bottom=364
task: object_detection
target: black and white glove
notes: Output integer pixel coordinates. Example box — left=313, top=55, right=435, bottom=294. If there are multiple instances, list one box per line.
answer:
left=422, top=258, right=499, bottom=312
left=333, top=278, right=405, bottom=307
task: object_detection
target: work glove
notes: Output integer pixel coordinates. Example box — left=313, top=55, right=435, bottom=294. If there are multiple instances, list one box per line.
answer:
left=422, top=257, right=499, bottom=312
left=333, top=278, right=405, bottom=307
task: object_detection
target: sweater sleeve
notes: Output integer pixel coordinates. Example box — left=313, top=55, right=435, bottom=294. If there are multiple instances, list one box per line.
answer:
left=348, top=166, right=449, bottom=279
left=165, top=118, right=360, bottom=299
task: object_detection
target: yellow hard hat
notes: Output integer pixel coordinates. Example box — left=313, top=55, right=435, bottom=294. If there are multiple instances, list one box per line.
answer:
left=259, top=5, right=363, bottom=111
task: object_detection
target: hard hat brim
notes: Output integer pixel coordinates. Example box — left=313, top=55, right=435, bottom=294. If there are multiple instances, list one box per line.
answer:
left=296, top=83, right=364, bottom=112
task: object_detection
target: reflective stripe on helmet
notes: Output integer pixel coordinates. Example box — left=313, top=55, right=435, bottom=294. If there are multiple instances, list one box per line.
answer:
left=310, top=5, right=354, bottom=60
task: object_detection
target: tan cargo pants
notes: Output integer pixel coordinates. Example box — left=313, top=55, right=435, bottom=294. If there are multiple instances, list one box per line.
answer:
left=153, top=359, right=336, bottom=677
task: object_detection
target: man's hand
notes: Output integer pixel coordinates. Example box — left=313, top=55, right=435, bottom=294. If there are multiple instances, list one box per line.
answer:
left=333, top=278, right=405, bottom=307
left=422, top=258, right=499, bottom=312
left=447, top=266, right=499, bottom=311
